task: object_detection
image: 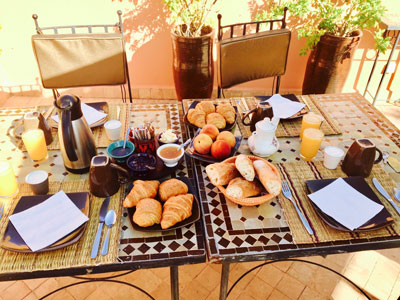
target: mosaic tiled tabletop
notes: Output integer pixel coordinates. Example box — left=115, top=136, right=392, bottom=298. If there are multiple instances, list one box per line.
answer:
left=183, top=93, right=400, bottom=262
left=0, top=100, right=206, bottom=273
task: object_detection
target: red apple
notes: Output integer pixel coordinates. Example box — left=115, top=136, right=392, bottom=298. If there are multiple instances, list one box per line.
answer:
left=200, top=124, right=219, bottom=140
left=211, top=140, right=231, bottom=159
left=193, top=133, right=213, bottom=154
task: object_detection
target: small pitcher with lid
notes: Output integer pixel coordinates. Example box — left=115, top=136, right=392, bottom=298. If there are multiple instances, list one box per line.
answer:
left=248, top=117, right=280, bottom=157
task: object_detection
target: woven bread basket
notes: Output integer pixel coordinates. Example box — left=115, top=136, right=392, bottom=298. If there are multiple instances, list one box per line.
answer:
left=215, top=155, right=281, bottom=206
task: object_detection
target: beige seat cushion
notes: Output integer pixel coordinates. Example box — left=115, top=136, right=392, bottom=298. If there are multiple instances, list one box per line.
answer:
left=218, top=29, right=291, bottom=89
left=32, top=33, right=127, bottom=88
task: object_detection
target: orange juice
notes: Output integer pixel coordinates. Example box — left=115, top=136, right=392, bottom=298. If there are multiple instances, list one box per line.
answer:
left=300, top=112, right=324, bottom=139
left=0, top=161, right=18, bottom=198
left=300, top=128, right=324, bottom=161
left=22, top=129, right=48, bottom=163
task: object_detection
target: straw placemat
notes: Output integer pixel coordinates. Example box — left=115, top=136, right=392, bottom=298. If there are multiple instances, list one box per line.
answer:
left=0, top=180, right=123, bottom=274
left=276, top=161, right=400, bottom=244
left=18, top=103, right=130, bottom=151
left=234, top=95, right=342, bottom=139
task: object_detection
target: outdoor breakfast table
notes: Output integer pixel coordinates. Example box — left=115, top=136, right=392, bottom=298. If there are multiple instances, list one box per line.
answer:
left=0, top=99, right=206, bottom=300
left=182, top=93, right=400, bottom=300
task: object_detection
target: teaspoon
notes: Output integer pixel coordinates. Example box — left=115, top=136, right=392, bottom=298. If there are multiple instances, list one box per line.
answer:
left=101, top=210, right=116, bottom=256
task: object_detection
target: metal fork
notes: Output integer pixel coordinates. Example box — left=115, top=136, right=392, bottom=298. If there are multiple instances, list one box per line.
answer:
left=281, top=180, right=314, bottom=235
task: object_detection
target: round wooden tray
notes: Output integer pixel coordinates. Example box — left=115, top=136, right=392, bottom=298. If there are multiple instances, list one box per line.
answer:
left=216, top=155, right=281, bottom=206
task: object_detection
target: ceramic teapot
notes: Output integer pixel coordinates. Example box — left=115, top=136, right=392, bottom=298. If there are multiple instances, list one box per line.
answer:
left=248, top=117, right=280, bottom=157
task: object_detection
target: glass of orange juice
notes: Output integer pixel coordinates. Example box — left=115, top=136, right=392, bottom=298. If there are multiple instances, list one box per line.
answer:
left=300, top=128, right=324, bottom=161
left=300, top=112, right=324, bottom=139
left=22, top=129, right=48, bottom=163
left=0, top=161, right=18, bottom=198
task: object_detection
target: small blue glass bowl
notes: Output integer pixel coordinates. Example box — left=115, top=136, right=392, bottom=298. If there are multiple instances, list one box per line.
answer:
left=107, top=140, right=135, bottom=163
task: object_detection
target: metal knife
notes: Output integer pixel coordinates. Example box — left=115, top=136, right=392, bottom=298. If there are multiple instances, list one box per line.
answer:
left=91, top=197, right=110, bottom=258
left=372, top=178, right=400, bottom=215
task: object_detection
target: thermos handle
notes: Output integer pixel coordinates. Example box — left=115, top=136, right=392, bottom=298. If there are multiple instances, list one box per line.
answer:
left=62, top=109, right=78, bottom=162
left=374, top=148, right=383, bottom=164
left=241, top=108, right=257, bottom=126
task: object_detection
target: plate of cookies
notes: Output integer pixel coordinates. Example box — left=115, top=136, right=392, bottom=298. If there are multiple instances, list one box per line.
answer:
left=205, top=155, right=281, bottom=206
left=184, top=100, right=238, bottom=131
left=123, top=177, right=200, bottom=232
left=185, top=127, right=242, bottom=164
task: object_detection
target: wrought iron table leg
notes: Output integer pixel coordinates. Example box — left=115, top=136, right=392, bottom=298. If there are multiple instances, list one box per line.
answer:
left=219, top=262, right=230, bottom=300
left=170, top=266, right=179, bottom=300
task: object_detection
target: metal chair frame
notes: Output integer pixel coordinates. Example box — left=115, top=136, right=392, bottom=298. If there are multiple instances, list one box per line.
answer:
left=217, top=7, right=289, bottom=98
left=32, top=10, right=133, bottom=103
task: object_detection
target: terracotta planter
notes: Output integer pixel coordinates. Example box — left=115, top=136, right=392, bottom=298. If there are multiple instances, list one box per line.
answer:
left=171, top=27, right=214, bottom=101
left=302, top=31, right=362, bottom=94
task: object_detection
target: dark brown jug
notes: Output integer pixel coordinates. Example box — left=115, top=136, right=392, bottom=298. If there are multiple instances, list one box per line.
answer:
left=341, top=139, right=382, bottom=177
left=241, top=102, right=274, bottom=132
left=89, top=155, right=129, bottom=197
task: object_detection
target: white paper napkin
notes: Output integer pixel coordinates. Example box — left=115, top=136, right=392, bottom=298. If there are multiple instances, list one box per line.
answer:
left=9, top=191, right=89, bottom=252
left=307, top=178, right=384, bottom=231
left=52, top=103, right=107, bottom=126
left=265, top=94, right=305, bottom=119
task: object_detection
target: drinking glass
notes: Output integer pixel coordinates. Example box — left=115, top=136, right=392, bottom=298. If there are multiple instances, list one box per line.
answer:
left=0, top=161, right=18, bottom=198
left=300, top=128, right=324, bottom=161
left=300, top=112, right=324, bottom=139
left=22, top=129, right=48, bottom=163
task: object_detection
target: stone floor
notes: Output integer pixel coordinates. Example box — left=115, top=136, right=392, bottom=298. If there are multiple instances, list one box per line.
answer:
left=0, top=94, right=400, bottom=300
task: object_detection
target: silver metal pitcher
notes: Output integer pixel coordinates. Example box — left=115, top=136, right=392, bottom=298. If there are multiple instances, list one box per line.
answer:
left=54, top=94, right=97, bottom=174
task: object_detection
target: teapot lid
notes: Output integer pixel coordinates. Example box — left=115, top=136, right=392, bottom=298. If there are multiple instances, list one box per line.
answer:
left=256, top=117, right=279, bottom=131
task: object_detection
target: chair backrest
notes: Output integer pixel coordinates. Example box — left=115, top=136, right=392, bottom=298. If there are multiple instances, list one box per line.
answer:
left=31, top=11, right=132, bottom=102
left=217, top=8, right=290, bottom=96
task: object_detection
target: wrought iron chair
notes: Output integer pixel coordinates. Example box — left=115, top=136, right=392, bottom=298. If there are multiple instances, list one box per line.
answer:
left=217, top=8, right=290, bottom=98
left=31, top=11, right=132, bottom=102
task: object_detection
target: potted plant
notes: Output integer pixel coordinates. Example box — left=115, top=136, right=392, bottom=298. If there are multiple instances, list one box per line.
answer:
left=257, top=0, right=390, bottom=94
left=163, top=0, right=218, bottom=100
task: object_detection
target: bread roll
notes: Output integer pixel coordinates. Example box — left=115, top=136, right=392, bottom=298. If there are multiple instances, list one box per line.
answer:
left=159, top=178, right=188, bottom=202
left=253, top=160, right=281, bottom=196
left=206, top=113, right=226, bottom=129
left=226, top=177, right=263, bottom=199
left=235, top=155, right=255, bottom=181
left=197, top=101, right=215, bottom=114
left=205, top=163, right=240, bottom=186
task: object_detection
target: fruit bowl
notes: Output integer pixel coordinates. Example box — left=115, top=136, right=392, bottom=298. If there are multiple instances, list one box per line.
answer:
left=185, top=129, right=242, bottom=164
left=208, top=156, right=281, bottom=206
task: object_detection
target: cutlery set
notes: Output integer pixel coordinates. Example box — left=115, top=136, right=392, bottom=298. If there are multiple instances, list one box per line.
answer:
left=91, top=197, right=116, bottom=258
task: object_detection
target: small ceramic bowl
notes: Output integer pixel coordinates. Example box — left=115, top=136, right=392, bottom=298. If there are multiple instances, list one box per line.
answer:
left=157, top=132, right=179, bottom=147
left=126, top=153, right=157, bottom=175
left=156, top=143, right=184, bottom=167
left=107, top=140, right=135, bottom=163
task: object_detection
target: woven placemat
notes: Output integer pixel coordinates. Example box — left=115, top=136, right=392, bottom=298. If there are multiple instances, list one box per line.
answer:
left=0, top=179, right=124, bottom=274
left=234, top=95, right=342, bottom=139
left=18, top=103, right=130, bottom=151
left=276, top=161, right=400, bottom=244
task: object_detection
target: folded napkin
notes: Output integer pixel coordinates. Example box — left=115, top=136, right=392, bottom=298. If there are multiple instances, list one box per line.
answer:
left=52, top=103, right=107, bottom=126
left=264, top=94, right=305, bottom=119
left=307, top=178, right=384, bottom=231
left=9, top=191, right=89, bottom=252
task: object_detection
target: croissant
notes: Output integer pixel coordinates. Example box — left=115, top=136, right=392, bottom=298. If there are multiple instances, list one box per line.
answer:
left=133, top=198, right=162, bottom=227
left=159, top=178, right=189, bottom=202
left=187, top=108, right=206, bottom=128
left=216, top=103, right=236, bottom=124
left=123, top=180, right=160, bottom=208
left=206, top=113, right=226, bottom=129
left=197, top=101, right=215, bottom=114
left=161, top=194, right=194, bottom=229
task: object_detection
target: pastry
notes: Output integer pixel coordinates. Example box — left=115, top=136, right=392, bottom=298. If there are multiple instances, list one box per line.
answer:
left=133, top=198, right=162, bottom=227
left=216, top=103, right=236, bottom=124
left=187, top=108, right=206, bottom=128
left=196, top=101, right=215, bottom=114
left=161, top=193, right=194, bottom=229
left=206, top=112, right=226, bottom=129
left=205, top=162, right=240, bottom=186
left=226, top=177, right=263, bottom=199
left=253, top=160, right=281, bottom=196
left=159, top=178, right=189, bottom=202
left=123, top=180, right=160, bottom=208
left=235, top=154, right=255, bottom=181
